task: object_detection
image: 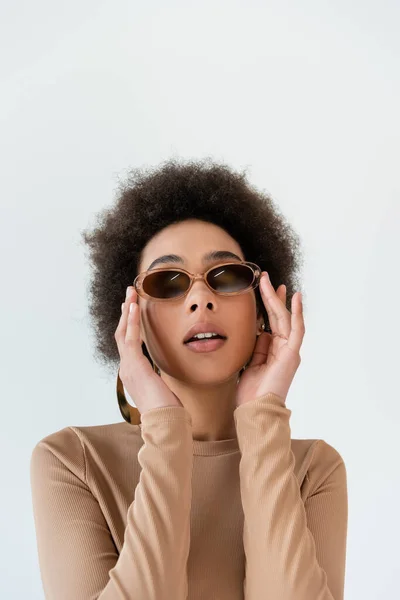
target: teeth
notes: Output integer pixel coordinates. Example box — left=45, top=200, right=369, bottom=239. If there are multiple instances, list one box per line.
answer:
left=192, top=332, right=220, bottom=340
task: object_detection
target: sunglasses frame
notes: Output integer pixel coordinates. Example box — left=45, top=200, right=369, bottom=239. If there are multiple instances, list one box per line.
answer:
left=133, top=260, right=262, bottom=302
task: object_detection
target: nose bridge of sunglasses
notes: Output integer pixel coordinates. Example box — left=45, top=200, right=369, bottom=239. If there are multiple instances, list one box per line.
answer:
left=188, top=272, right=213, bottom=291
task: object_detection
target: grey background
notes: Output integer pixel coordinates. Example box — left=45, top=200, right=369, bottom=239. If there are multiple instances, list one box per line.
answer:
left=0, top=1, right=399, bottom=598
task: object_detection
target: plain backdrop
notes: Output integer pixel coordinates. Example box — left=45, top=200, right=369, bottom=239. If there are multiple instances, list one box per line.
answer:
left=1, top=1, right=399, bottom=598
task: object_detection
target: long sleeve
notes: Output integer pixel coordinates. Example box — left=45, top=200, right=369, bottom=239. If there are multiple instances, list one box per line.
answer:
left=30, top=405, right=193, bottom=600
left=233, top=392, right=348, bottom=600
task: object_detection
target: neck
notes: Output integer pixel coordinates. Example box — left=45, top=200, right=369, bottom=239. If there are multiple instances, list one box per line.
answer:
left=158, top=370, right=239, bottom=441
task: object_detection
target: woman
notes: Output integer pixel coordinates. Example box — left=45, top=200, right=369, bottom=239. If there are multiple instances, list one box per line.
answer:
left=30, top=158, right=348, bottom=600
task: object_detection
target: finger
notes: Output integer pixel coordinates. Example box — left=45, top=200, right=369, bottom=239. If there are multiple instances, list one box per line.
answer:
left=115, top=287, right=137, bottom=351
left=277, top=284, right=286, bottom=306
left=260, top=274, right=291, bottom=339
left=123, top=303, right=143, bottom=346
left=124, top=291, right=141, bottom=350
left=287, top=292, right=306, bottom=354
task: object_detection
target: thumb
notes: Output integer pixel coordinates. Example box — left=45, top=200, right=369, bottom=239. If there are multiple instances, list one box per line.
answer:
left=247, top=332, right=272, bottom=368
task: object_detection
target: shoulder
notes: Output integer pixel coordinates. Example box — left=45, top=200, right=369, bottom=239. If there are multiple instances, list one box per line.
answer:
left=30, top=425, right=86, bottom=484
left=290, top=438, right=347, bottom=491
left=30, top=421, right=142, bottom=482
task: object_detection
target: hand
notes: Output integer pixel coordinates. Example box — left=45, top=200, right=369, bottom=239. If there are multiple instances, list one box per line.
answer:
left=115, top=286, right=183, bottom=415
left=235, top=272, right=305, bottom=407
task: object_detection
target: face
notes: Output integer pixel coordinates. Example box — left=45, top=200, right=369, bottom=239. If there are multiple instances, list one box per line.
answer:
left=137, top=219, right=264, bottom=385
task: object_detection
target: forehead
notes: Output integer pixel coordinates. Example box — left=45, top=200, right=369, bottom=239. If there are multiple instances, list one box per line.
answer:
left=140, top=219, right=244, bottom=270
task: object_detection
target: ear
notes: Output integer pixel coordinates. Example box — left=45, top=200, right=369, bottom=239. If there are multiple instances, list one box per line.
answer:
left=255, top=304, right=265, bottom=334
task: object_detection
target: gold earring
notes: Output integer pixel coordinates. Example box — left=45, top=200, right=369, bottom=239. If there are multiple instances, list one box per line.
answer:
left=116, top=369, right=141, bottom=425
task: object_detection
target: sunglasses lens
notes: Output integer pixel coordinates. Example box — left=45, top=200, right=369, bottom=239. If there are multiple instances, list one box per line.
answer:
left=207, top=263, right=254, bottom=292
left=142, top=270, right=191, bottom=299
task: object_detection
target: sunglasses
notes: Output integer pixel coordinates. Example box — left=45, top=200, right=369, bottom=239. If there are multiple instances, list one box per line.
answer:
left=133, top=261, right=262, bottom=301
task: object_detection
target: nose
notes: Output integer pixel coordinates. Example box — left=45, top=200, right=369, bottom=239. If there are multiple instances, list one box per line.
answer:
left=185, top=276, right=216, bottom=312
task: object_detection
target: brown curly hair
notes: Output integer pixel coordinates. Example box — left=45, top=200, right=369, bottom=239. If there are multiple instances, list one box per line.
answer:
left=80, top=156, right=304, bottom=377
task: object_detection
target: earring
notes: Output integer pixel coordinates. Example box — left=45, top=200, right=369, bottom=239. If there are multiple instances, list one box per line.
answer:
left=257, top=323, right=266, bottom=336
left=116, top=369, right=141, bottom=425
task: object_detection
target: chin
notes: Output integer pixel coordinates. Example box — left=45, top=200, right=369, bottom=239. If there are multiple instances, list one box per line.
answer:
left=184, top=360, right=244, bottom=385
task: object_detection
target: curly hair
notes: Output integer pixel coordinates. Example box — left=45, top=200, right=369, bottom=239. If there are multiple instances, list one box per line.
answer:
left=80, top=156, right=304, bottom=377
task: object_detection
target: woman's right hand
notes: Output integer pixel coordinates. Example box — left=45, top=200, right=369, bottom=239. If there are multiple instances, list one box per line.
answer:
left=115, top=286, right=184, bottom=415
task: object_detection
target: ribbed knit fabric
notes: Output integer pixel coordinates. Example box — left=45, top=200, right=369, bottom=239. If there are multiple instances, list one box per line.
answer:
left=30, top=392, right=348, bottom=600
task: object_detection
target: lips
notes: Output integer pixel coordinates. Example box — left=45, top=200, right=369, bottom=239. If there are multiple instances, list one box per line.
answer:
left=183, top=321, right=228, bottom=344
left=184, top=337, right=227, bottom=353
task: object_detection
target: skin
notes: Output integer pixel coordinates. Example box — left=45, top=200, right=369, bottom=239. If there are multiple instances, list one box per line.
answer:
left=136, top=218, right=266, bottom=442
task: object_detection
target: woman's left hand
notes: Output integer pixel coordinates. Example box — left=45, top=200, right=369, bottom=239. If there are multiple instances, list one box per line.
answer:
left=235, top=272, right=305, bottom=407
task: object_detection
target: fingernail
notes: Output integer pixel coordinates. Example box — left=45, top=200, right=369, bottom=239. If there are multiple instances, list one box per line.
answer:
left=126, top=286, right=132, bottom=298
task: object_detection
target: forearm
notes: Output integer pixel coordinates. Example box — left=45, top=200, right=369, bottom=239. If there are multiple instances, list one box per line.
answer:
left=234, top=393, right=346, bottom=600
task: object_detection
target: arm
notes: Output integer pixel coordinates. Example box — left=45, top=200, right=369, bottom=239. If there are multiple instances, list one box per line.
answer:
left=30, top=406, right=193, bottom=600
left=233, top=392, right=348, bottom=600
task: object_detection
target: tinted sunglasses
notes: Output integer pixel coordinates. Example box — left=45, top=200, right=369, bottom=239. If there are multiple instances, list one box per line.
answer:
left=133, top=261, right=262, bottom=301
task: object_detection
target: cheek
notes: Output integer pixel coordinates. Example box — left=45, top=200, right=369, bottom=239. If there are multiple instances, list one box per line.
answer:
left=220, top=297, right=259, bottom=360
left=141, top=305, right=188, bottom=376
left=230, top=296, right=258, bottom=335
left=140, top=304, right=178, bottom=354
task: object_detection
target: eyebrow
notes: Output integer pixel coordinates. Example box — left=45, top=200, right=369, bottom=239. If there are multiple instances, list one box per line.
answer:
left=146, top=250, right=243, bottom=271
